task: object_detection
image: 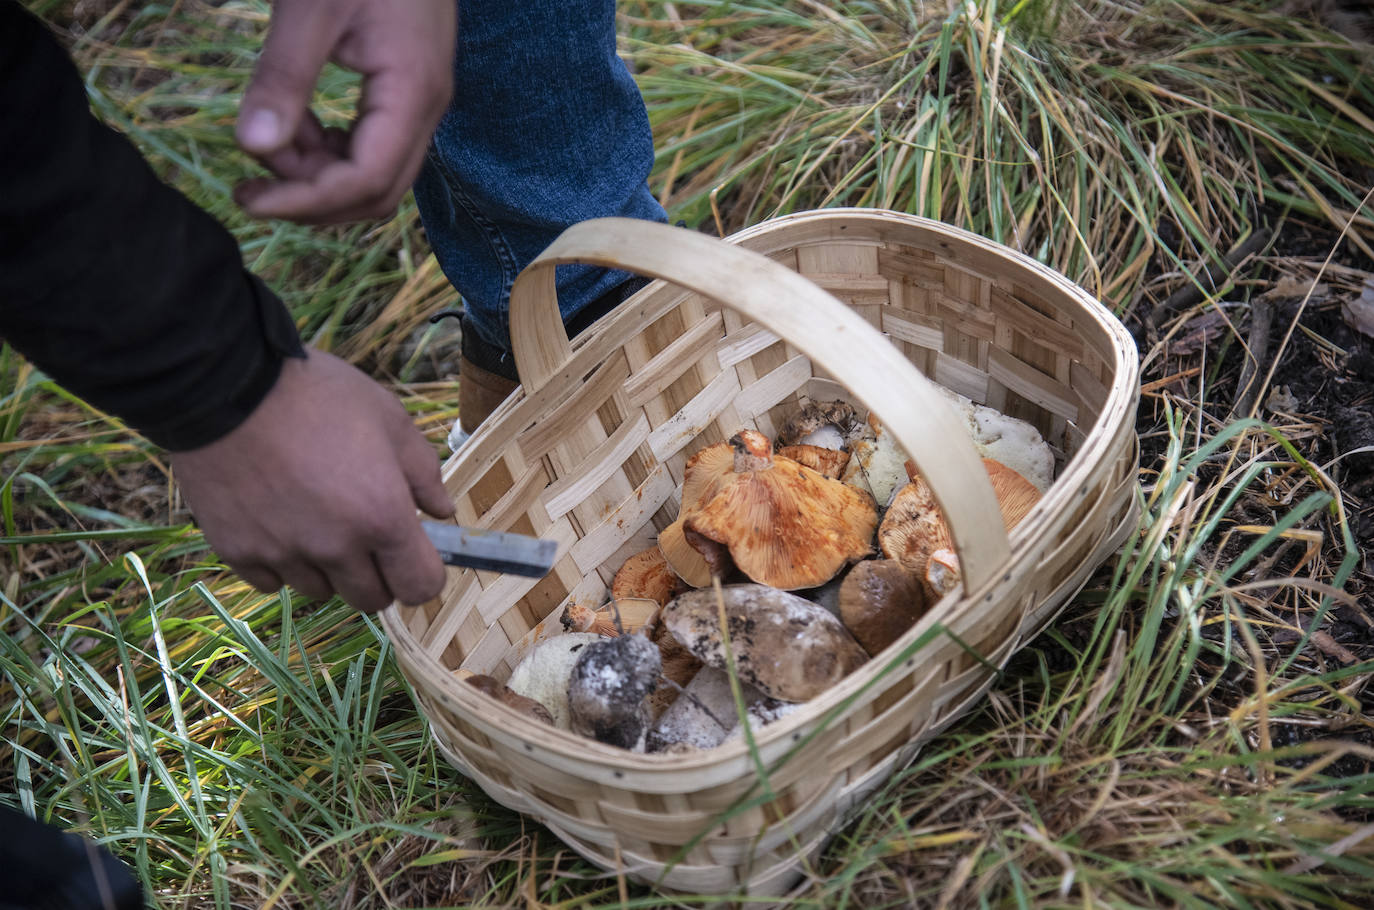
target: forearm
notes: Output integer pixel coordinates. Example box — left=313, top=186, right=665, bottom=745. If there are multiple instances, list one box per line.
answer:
left=0, top=2, right=303, bottom=450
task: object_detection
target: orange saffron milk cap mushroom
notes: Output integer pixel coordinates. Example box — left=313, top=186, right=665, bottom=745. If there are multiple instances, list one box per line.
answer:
left=777, top=444, right=851, bottom=479
left=879, top=458, right=1041, bottom=596
left=659, top=442, right=737, bottom=587
left=589, top=598, right=661, bottom=637
left=685, top=429, right=878, bottom=591
left=612, top=547, right=686, bottom=607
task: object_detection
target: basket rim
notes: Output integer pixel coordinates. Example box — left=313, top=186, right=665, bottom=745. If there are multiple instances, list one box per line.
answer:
left=381, top=209, right=1140, bottom=770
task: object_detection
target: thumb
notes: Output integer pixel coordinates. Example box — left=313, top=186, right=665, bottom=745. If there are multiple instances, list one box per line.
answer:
left=237, top=1, right=343, bottom=156
left=400, top=431, right=454, bottom=520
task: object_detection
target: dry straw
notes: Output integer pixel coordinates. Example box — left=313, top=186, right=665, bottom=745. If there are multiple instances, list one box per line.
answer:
left=381, top=210, right=1141, bottom=896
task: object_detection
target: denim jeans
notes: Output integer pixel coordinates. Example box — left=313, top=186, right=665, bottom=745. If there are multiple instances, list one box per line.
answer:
left=413, top=0, right=668, bottom=379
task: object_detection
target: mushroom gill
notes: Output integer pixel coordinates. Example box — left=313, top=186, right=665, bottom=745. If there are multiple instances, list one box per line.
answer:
left=612, top=546, right=686, bottom=607
left=659, top=442, right=737, bottom=587
left=879, top=458, right=1041, bottom=598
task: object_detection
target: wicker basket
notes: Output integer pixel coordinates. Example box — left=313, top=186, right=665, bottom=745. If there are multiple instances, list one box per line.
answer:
left=380, top=210, right=1140, bottom=897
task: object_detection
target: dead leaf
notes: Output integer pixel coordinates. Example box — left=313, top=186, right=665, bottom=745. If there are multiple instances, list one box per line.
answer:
left=1171, top=309, right=1233, bottom=355
left=1264, top=276, right=1329, bottom=302
left=1341, top=277, right=1374, bottom=338
left=1311, top=630, right=1360, bottom=665
left=1266, top=385, right=1300, bottom=413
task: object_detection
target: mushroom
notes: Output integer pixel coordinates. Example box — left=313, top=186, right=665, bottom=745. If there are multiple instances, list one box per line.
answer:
left=777, top=399, right=861, bottom=447
left=840, top=414, right=911, bottom=508
left=924, top=548, right=961, bottom=598
left=721, top=698, right=805, bottom=745
left=590, top=592, right=701, bottom=711
left=463, top=674, right=555, bottom=725
left=652, top=620, right=703, bottom=687
left=879, top=458, right=1041, bottom=598
left=684, top=430, right=878, bottom=590
left=645, top=666, right=764, bottom=753
left=593, top=593, right=699, bottom=681
left=838, top=558, right=928, bottom=655
left=612, top=547, right=687, bottom=607
left=587, top=598, right=661, bottom=637
left=661, top=585, right=869, bottom=702
left=777, top=444, right=850, bottom=479
left=568, top=633, right=662, bottom=750
left=506, top=632, right=602, bottom=729
left=561, top=602, right=597, bottom=633
left=658, top=442, right=737, bottom=586
left=514, top=602, right=598, bottom=654
left=932, top=385, right=1056, bottom=492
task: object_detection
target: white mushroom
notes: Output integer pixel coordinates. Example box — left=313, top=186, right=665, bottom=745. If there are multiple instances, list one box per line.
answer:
left=646, top=666, right=763, bottom=753
left=932, top=386, right=1055, bottom=492
left=506, top=633, right=601, bottom=729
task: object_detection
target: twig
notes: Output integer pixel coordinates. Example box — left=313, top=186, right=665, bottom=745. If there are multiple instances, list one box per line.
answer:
left=1234, top=294, right=1277, bottom=417
left=1150, top=228, right=1273, bottom=327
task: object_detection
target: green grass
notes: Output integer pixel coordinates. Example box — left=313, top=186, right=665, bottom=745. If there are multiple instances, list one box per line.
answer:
left=4, top=0, right=1373, bottom=906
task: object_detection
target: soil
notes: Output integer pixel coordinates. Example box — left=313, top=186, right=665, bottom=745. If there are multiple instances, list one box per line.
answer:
left=1113, top=210, right=1374, bottom=782
left=1127, top=211, right=1374, bottom=581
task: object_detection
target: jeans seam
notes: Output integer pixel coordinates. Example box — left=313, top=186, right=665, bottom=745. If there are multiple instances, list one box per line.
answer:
left=425, top=146, right=519, bottom=338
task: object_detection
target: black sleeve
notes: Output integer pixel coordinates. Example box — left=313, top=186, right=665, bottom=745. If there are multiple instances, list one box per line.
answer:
left=0, top=2, right=305, bottom=451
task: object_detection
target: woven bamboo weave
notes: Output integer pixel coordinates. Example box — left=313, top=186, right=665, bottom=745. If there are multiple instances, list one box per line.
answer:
left=380, top=210, right=1140, bottom=897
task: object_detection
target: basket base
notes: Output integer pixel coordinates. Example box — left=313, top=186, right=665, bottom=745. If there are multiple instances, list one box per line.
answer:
left=433, top=726, right=837, bottom=898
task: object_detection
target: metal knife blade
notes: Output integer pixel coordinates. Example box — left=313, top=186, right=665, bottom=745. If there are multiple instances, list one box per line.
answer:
left=421, top=521, right=557, bottom=577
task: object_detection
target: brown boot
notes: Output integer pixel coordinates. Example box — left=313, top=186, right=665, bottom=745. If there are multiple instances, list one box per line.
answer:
left=449, top=275, right=650, bottom=442
left=458, top=354, right=520, bottom=435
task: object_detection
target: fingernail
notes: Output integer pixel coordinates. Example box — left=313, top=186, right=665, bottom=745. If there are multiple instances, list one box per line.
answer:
left=239, top=109, right=281, bottom=150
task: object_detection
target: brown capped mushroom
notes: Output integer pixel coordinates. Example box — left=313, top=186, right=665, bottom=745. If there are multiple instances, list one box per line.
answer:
left=659, top=442, right=737, bottom=586
left=685, top=430, right=878, bottom=590
left=464, top=674, right=555, bottom=725
left=879, top=458, right=1041, bottom=598
left=838, top=558, right=928, bottom=655
left=662, top=584, right=869, bottom=702
left=612, top=547, right=687, bottom=607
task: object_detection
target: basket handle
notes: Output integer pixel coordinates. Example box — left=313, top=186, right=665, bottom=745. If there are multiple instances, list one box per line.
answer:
left=508, top=218, right=1012, bottom=591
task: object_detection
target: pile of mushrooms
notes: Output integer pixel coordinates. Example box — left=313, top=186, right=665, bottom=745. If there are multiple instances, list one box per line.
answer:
left=459, top=395, right=1055, bottom=753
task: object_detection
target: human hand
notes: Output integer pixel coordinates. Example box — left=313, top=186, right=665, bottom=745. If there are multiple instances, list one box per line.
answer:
left=171, top=350, right=453, bottom=612
left=234, top=0, right=456, bottom=224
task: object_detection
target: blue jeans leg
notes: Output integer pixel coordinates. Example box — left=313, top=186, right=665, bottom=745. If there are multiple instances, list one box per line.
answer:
left=413, top=0, right=668, bottom=378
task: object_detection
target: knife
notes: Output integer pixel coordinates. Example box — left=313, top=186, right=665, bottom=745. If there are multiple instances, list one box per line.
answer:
left=421, top=521, right=558, bottom=577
